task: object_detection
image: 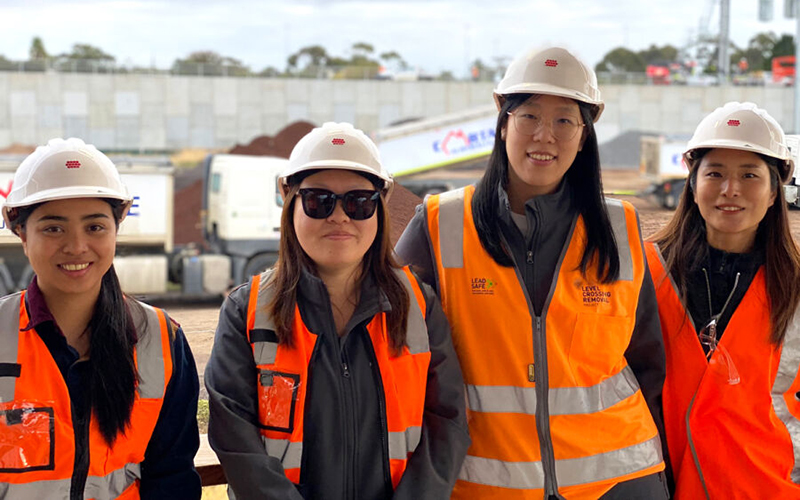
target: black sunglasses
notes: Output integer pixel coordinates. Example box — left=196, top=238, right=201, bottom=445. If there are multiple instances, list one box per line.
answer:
left=297, top=188, right=381, bottom=220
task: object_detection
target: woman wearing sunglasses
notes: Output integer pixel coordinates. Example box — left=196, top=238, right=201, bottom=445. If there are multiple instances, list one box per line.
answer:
left=396, top=46, right=668, bottom=499
left=0, top=138, right=201, bottom=499
left=205, top=122, right=469, bottom=499
left=647, top=102, right=800, bottom=498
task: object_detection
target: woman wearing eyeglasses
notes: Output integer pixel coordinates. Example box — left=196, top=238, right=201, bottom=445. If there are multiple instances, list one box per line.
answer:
left=646, top=101, right=800, bottom=499
left=204, top=122, right=469, bottom=499
left=396, top=47, right=668, bottom=499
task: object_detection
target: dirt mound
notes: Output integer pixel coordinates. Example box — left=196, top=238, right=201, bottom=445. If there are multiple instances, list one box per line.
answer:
left=174, top=121, right=422, bottom=247
left=0, top=143, right=35, bottom=155
left=228, top=121, right=315, bottom=157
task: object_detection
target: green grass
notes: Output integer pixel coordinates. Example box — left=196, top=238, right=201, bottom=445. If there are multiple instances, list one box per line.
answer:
left=197, top=399, right=209, bottom=433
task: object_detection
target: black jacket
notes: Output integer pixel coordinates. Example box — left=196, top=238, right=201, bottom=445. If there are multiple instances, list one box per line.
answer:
left=204, top=269, right=470, bottom=500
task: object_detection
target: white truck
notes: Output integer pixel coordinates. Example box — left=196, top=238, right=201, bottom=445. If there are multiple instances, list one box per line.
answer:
left=639, top=134, right=692, bottom=209
left=0, top=154, right=289, bottom=298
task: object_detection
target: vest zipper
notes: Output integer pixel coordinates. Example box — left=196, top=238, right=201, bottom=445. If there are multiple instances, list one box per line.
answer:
left=533, top=315, right=560, bottom=497
left=364, top=337, right=394, bottom=496
left=340, top=347, right=357, bottom=499
left=69, top=381, right=90, bottom=500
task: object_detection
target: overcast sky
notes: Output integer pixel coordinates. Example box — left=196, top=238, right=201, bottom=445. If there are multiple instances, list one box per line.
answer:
left=3, top=0, right=800, bottom=77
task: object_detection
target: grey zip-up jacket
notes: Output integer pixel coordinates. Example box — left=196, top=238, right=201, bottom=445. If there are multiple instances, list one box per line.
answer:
left=204, top=268, right=470, bottom=500
left=396, top=180, right=669, bottom=498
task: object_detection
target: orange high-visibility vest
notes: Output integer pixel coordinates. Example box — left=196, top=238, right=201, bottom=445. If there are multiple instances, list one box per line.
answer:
left=426, top=186, right=664, bottom=499
left=646, top=242, right=800, bottom=499
left=247, top=266, right=431, bottom=487
left=0, top=291, right=173, bottom=500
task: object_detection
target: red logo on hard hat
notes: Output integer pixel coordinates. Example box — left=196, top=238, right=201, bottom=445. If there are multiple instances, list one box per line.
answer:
left=65, top=160, right=81, bottom=169
left=727, top=119, right=741, bottom=127
left=545, top=59, right=558, bottom=67
left=332, top=138, right=346, bottom=145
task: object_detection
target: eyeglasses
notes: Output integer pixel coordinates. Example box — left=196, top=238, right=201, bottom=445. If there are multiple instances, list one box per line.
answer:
left=699, top=318, right=740, bottom=385
left=507, top=110, right=585, bottom=142
left=297, top=188, right=380, bottom=220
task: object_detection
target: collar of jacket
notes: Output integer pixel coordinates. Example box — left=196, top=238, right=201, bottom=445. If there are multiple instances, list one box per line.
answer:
left=495, top=177, right=575, bottom=236
left=296, top=267, right=393, bottom=336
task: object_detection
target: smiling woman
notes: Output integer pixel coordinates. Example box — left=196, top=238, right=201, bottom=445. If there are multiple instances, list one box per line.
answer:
left=0, top=138, right=201, bottom=500
left=648, top=101, right=800, bottom=498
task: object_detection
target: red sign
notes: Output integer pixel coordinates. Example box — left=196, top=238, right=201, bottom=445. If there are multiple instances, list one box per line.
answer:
left=545, top=59, right=558, bottom=67
left=727, top=119, right=741, bottom=127
left=65, top=160, right=81, bottom=168
left=331, top=138, right=345, bottom=145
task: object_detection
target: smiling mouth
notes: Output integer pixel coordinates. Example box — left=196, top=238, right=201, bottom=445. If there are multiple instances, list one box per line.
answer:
left=528, top=153, right=555, bottom=161
left=717, top=206, right=744, bottom=212
left=60, top=263, right=90, bottom=271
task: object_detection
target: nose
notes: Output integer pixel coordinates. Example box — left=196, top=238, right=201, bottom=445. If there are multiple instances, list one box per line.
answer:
left=326, top=198, right=350, bottom=222
left=531, top=120, right=557, bottom=143
left=62, top=231, right=89, bottom=254
left=720, top=177, right=740, bottom=197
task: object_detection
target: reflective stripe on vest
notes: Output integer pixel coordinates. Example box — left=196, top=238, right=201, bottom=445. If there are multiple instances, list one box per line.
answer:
left=436, top=191, right=634, bottom=280
left=429, top=187, right=663, bottom=497
left=466, top=364, right=639, bottom=415
left=248, top=267, right=430, bottom=487
left=459, top=435, right=662, bottom=489
left=0, top=291, right=169, bottom=499
left=773, top=312, right=800, bottom=482
left=0, top=463, right=141, bottom=500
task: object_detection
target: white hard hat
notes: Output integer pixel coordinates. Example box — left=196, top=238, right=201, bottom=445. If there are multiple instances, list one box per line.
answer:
left=494, top=47, right=604, bottom=122
left=280, top=122, right=394, bottom=199
left=3, top=138, right=133, bottom=224
left=684, top=101, right=793, bottom=182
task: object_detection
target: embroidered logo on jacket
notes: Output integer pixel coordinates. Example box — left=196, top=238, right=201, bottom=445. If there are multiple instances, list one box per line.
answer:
left=582, top=285, right=611, bottom=305
left=471, top=277, right=496, bottom=295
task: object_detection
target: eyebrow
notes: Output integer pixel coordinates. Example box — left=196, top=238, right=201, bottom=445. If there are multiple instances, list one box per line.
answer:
left=703, top=162, right=762, bottom=169
left=521, top=104, right=579, bottom=114
left=34, top=213, right=112, bottom=223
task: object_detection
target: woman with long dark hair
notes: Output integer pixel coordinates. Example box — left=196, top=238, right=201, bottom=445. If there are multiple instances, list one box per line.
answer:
left=0, top=138, right=201, bottom=499
left=647, top=101, right=800, bottom=498
left=397, top=46, right=668, bottom=499
left=205, top=122, right=469, bottom=499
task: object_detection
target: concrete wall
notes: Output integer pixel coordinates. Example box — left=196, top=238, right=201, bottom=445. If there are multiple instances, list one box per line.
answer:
left=0, top=71, right=794, bottom=150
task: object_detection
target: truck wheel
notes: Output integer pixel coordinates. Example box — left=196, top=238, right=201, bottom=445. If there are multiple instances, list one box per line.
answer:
left=663, top=194, right=676, bottom=210
left=243, top=253, right=278, bottom=279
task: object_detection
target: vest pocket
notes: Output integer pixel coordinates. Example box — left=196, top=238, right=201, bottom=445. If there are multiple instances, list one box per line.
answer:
left=569, top=313, right=633, bottom=379
left=258, top=369, right=300, bottom=433
left=0, top=405, right=55, bottom=472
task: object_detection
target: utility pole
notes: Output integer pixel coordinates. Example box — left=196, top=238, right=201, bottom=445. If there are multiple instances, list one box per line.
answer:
left=718, top=0, right=730, bottom=84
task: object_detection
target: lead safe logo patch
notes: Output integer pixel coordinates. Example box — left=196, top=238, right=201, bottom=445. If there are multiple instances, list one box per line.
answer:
left=471, top=277, right=496, bottom=295
left=582, top=285, right=611, bottom=305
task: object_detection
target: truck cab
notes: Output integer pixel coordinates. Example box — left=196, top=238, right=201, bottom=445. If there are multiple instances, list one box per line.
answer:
left=202, top=154, right=288, bottom=285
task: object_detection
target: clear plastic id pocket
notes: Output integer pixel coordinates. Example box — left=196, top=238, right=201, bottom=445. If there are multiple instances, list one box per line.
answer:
left=0, top=404, right=55, bottom=472
left=258, top=370, right=300, bottom=433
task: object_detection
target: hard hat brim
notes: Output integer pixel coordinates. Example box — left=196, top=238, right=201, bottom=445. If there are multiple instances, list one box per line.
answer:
left=684, top=141, right=795, bottom=183
left=280, top=160, right=394, bottom=199
left=3, top=186, right=134, bottom=209
left=493, top=83, right=604, bottom=122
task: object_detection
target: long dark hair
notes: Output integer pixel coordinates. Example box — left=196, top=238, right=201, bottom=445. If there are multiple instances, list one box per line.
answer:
left=14, top=199, right=141, bottom=445
left=472, top=93, right=620, bottom=282
left=269, top=173, right=410, bottom=354
left=650, top=149, right=800, bottom=345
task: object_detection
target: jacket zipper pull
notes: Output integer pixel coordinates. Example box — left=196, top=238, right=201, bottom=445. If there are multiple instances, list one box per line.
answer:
left=342, top=363, right=351, bottom=378
left=527, top=250, right=534, bottom=264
